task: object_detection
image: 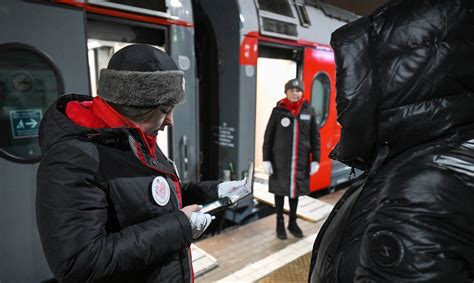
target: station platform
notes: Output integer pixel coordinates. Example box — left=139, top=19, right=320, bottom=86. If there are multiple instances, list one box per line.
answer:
left=193, top=185, right=346, bottom=282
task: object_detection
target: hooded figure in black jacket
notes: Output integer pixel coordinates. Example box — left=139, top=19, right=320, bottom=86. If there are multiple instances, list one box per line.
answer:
left=36, top=44, right=245, bottom=282
left=309, top=0, right=474, bottom=282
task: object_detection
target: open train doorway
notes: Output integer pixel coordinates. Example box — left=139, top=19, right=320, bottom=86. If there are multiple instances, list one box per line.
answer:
left=254, top=46, right=301, bottom=173
left=85, top=20, right=170, bottom=156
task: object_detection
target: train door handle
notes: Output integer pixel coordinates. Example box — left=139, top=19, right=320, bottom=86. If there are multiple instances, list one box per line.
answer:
left=181, top=135, right=189, bottom=180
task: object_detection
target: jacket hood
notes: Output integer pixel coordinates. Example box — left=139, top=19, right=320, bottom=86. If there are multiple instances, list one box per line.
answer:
left=38, top=94, right=128, bottom=155
left=330, top=0, right=474, bottom=170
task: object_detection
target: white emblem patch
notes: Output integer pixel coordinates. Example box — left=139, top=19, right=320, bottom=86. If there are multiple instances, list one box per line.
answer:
left=281, top=117, right=291, bottom=127
left=151, top=176, right=171, bottom=206
left=300, top=114, right=311, bottom=120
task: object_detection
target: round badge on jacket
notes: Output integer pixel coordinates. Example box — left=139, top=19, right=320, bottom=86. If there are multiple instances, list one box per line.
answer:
left=281, top=117, right=291, bottom=127
left=368, top=231, right=404, bottom=268
left=151, top=176, right=171, bottom=206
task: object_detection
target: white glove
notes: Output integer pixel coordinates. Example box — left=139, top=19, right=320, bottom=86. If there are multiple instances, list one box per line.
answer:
left=189, top=212, right=214, bottom=239
left=262, top=161, right=273, bottom=175
left=310, top=161, right=320, bottom=175
left=218, top=178, right=247, bottom=198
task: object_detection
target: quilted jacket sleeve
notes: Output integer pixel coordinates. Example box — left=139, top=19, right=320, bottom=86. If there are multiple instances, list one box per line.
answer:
left=36, top=142, right=193, bottom=282
left=355, top=164, right=474, bottom=282
left=263, top=108, right=277, bottom=162
left=181, top=180, right=220, bottom=206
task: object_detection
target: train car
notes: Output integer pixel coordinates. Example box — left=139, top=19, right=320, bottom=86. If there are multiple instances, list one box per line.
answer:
left=0, top=0, right=199, bottom=280
left=0, top=0, right=355, bottom=280
left=193, top=0, right=355, bottom=191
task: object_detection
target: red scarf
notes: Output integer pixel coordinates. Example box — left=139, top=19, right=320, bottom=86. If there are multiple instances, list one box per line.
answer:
left=66, top=97, right=157, bottom=156
left=279, top=98, right=304, bottom=117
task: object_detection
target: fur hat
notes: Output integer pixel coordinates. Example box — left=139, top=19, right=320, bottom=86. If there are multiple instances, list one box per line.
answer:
left=284, top=78, right=304, bottom=92
left=97, top=44, right=185, bottom=107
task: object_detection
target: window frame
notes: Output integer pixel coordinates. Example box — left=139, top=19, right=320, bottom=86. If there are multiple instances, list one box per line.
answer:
left=310, top=72, right=331, bottom=128
left=0, top=42, right=64, bottom=164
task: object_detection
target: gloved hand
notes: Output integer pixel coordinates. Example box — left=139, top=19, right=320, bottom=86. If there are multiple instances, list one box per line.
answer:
left=189, top=211, right=215, bottom=239
left=310, top=161, right=320, bottom=175
left=218, top=178, right=247, bottom=198
left=263, top=161, right=273, bottom=175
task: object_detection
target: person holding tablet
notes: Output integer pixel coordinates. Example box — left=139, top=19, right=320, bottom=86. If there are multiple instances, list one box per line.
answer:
left=36, top=44, right=246, bottom=282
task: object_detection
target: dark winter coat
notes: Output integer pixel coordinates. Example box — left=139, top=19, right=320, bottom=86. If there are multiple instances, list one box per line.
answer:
left=36, top=94, right=219, bottom=283
left=309, top=1, right=474, bottom=282
left=263, top=101, right=320, bottom=198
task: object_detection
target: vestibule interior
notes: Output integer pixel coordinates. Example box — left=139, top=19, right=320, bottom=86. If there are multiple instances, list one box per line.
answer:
left=254, top=45, right=301, bottom=172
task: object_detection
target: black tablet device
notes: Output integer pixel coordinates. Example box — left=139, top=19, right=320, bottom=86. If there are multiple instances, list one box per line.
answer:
left=200, top=160, right=254, bottom=214
left=199, top=196, right=233, bottom=214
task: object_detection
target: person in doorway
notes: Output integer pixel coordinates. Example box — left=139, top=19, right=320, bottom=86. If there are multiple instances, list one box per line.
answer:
left=36, top=44, right=244, bottom=282
left=309, top=0, right=474, bottom=282
left=262, top=78, right=321, bottom=240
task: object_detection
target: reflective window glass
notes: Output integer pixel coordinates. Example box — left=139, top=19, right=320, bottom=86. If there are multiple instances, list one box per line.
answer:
left=311, top=73, right=330, bottom=127
left=0, top=43, right=63, bottom=162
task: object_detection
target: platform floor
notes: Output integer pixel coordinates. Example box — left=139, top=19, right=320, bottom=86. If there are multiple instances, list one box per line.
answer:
left=194, top=188, right=345, bottom=282
left=258, top=252, right=311, bottom=282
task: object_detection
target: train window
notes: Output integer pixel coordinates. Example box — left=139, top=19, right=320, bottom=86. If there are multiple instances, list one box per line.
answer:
left=0, top=43, right=63, bottom=163
left=87, top=19, right=167, bottom=96
left=87, top=40, right=131, bottom=97
left=88, top=0, right=168, bottom=17
left=311, top=73, right=330, bottom=127
left=295, top=4, right=311, bottom=27
left=257, top=0, right=294, bottom=18
left=102, top=0, right=166, bottom=12
left=261, top=18, right=298, bottom=37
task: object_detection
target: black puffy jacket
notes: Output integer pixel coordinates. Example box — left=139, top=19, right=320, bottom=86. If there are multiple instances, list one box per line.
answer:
left=263, top=101, right=320, bottom=197
left=309, top=0, right=474, bottom=282
left=36, top=94, right=219, bottom=282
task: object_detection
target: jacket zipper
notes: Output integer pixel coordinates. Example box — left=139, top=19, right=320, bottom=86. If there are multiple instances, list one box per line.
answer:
left=290, top=118, right=299, bottom=198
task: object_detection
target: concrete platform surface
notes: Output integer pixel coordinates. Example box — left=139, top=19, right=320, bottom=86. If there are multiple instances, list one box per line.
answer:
left=194, top=188, right=346, bottom=282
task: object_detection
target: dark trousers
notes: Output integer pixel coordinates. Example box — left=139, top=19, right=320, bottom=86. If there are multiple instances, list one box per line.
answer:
left=275, top=195, right=298, bottom=222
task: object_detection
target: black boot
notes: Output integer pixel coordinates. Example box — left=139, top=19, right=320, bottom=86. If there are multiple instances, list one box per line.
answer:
left=288, top=198, right=303, bottom=238
left=288, top=217, right=303, bottom=238
left=275, top=195, right=287, bottom=239
left=276, top=216, right=287, bottom=240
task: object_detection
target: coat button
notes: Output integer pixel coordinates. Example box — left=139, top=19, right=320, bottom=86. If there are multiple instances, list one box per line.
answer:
left=152, top=160, right=157, bottom=165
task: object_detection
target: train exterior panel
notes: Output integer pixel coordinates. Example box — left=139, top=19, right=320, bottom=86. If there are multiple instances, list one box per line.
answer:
left=0, top=0, right=199, bottom=280
left=0, top=2, right=91, bottom=281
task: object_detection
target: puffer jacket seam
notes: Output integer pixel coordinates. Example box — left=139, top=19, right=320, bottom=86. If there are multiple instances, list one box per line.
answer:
left=380, top=92, right=474, bottom=112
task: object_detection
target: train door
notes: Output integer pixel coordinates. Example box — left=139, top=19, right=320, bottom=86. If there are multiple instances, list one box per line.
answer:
left=0, top=2, right=89, bottom=281
left=303, top=46, right=338, bottom=191
left=254, top=44, right=301, bottom=172
left=85, top=19, right=170, bottom=155
left=55, top=0, right=199, bottom=182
